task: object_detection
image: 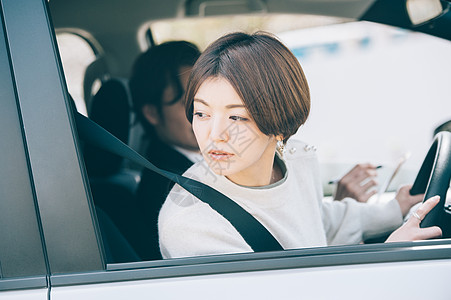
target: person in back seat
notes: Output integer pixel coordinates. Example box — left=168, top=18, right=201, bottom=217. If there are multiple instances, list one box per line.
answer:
left=129, top=41, right=202, bottom=260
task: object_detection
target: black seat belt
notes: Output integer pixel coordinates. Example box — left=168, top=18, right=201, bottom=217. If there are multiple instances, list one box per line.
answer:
left=75, top=112, right=283, bottom=252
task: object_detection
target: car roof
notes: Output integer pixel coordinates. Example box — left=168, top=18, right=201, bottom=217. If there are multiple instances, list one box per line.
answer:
left=49, top=0, right=377, bottom=76
left=49, top=0, right=375, bottom=34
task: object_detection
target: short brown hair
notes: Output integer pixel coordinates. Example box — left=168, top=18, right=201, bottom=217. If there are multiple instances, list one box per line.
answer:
left=185, top=32, right=310, bottom=143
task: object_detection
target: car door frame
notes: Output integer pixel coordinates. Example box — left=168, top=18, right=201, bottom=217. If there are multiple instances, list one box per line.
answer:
left=0, top=0, right=105, bottom=280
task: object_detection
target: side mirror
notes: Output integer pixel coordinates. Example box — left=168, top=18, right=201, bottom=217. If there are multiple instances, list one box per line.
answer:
left=406, top=0, right=449, bottom=26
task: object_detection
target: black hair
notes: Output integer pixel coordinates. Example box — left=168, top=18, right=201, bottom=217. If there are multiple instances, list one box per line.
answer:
left=129, top=41, right=201, bottom=135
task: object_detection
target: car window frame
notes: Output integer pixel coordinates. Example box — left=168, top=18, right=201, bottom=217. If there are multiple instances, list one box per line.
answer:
left=50, top=239, right=451, bottom=287
left=1, top=0, right=106, bottom=280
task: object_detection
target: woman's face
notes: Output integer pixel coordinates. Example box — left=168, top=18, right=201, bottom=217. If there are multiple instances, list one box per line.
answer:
left=192, top=77, right=277, bottom=186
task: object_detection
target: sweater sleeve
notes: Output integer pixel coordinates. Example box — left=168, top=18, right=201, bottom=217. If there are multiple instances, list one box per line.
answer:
left=295, top=140, right=404, bottom=245
left=321, top=197, right=404, bottom=245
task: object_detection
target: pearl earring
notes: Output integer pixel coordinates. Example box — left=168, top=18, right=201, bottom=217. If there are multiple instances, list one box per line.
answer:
left=276, top=140, right=285, bottom=157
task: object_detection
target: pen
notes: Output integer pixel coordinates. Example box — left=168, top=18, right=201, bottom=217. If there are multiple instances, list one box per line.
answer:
left=328, top=165, right=382, bottom=184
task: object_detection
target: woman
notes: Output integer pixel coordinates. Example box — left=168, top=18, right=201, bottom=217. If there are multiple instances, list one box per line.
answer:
left=158, top=32, right=442, bottom=259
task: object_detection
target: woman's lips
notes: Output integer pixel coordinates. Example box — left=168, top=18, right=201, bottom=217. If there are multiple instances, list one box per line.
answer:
left=207, top=149, right=234, bottom=161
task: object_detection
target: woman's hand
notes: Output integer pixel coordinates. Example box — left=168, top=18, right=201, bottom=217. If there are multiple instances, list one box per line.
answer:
left=386, top=196, right=442, bottom=242
left=395, top=184, right=424, bottom=216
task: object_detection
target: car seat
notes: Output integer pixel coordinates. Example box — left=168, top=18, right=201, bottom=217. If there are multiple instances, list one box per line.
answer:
left=83, top=78, right=132, bottom=176
left=96, top=207, right=141, bottom=263
left=82, top=78, right=146, bottom=260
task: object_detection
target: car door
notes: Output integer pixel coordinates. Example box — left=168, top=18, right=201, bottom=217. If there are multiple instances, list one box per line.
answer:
left=2, top=1, right=451, bottom=299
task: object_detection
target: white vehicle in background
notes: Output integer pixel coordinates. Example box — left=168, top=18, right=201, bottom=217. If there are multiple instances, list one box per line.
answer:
left=0, top=0, right=450, bottom=299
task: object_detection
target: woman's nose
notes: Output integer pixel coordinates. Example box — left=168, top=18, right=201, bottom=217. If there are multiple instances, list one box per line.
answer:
left=210, top=117, right=229, bottom=143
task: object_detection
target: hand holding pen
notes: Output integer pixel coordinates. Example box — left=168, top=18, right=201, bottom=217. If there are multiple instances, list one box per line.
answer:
left=330, top=153, right=410, bottom=203
left=331, top=164, right=382, bottom=203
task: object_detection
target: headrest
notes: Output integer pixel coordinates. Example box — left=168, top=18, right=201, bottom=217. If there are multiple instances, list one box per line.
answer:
left=84, top=79, right=130, bottom=176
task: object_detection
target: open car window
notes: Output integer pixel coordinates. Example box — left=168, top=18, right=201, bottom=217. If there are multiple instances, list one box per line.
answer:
left=49, top=0, right=451, bottom=277
left=75, top=16, right=451, bottom=266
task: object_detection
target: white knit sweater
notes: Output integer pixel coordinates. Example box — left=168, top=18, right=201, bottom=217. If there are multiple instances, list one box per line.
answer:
left=158, top=139, right=403, bottom=259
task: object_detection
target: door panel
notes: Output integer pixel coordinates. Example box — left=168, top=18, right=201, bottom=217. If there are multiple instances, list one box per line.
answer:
left=50, top=259, right=451, bottom=300
left=0, top=288, right=47, bottom=300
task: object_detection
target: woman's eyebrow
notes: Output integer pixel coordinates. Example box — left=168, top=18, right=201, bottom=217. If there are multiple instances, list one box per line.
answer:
left=193, top=98, right=209, bottom=106
left=225, top=104, right=245, bottom=109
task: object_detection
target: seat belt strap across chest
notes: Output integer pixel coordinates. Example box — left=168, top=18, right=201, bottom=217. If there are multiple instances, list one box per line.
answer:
left=75, top=112, right=283, bottom=252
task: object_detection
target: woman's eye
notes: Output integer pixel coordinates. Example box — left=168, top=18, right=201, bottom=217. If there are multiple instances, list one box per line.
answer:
left=230, top=115, right=249, bottom=121
left=194, top=112, right=208, bottom=119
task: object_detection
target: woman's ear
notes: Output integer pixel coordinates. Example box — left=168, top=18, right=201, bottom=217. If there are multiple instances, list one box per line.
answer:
left=142, top=104, right=160, bottom=125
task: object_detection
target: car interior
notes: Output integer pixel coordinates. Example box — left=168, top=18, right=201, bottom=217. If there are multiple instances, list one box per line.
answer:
left=48, top=0, right=451, bottom=263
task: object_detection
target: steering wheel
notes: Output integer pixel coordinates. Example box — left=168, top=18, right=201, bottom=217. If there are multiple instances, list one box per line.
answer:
left=410, top=131, right=451, bottom=238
